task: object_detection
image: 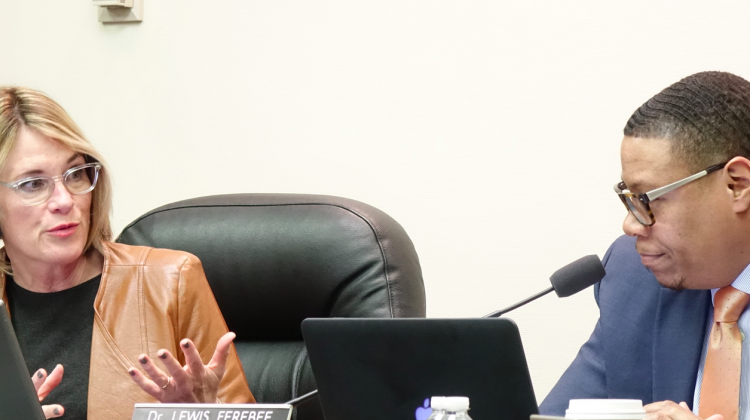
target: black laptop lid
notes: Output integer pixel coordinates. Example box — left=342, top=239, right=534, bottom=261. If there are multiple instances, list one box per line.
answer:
left=0, top=300, right=46, bottom=420
left=301, top=318, right=539, bottom=420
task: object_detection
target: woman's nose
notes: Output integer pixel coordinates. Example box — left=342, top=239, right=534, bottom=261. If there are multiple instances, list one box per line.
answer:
left=46, top=178, right=75, bottom=212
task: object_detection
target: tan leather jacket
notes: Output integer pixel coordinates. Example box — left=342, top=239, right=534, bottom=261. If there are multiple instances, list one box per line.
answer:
left=1, top=242, right=255, bottom=420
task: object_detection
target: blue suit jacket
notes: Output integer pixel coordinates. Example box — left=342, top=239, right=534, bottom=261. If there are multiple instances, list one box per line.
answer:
left=539, top=235, right=712, bottom=415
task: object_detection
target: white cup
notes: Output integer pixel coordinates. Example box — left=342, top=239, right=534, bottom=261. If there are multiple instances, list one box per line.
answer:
left=565, top=399, right=646, bottom=420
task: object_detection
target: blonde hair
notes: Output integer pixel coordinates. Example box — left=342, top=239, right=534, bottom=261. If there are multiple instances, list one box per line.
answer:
left=0, top=87, right=113, bottom=273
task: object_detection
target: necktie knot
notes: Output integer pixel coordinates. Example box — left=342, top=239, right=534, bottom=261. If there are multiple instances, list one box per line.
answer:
left=714, top=285, right=750, bottom=323
left=700, top=285, right=750, bottom=420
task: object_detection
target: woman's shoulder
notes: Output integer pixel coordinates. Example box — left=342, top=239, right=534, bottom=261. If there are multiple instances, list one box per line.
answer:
left=98, top=243, right=210, bottom=296
left=102, top=241, right=202, bottom=268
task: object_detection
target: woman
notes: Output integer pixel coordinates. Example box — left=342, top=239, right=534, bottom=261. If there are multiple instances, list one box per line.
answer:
left=0, top=87, right=255, bottom=420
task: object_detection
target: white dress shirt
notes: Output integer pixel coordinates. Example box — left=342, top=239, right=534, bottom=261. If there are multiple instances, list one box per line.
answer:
left=693, top=263, right=750, bottom=420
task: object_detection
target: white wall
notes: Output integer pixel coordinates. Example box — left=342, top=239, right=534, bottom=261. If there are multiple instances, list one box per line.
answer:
left=2, top=0, right=749, bottom=403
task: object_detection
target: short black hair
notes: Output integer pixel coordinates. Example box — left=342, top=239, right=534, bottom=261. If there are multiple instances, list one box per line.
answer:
left=624, top=71, right=750, bottom=171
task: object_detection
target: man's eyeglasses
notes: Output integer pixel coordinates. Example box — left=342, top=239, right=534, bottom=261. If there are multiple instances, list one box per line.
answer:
left=614, top=162, right=727, bottom=226
left=0, top=163, right=102, bottom=206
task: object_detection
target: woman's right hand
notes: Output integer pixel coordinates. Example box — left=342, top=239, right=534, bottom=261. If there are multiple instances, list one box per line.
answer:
left=31, top=364, right=65, bottom=419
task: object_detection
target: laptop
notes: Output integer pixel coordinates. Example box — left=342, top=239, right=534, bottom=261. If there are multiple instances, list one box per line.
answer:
left=0, top=300, right=46, bottom=420
left=301, top=318, right=539, bottom=420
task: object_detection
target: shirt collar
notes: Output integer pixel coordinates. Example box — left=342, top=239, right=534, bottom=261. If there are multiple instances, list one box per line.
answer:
left=711, top=261, right=750, bottom=305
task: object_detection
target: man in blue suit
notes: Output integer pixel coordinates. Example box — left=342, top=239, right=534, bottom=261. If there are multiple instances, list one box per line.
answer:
left=540, top=71, right=750, bottom=420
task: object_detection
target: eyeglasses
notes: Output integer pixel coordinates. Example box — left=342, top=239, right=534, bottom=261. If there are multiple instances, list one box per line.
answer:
left=0, top=163, right=102, bottom=206
left=614, top=162, right=727, bottom=226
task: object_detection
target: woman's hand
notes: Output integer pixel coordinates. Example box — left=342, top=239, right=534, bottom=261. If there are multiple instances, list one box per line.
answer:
left=128, top=332, right=236, bottom=403
left=32, top=364, right=65, bottom=419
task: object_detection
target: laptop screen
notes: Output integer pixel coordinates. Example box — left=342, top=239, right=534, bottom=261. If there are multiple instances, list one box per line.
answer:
left=302, top=318, right=539, bottom=420
left=0, top=300, right=47, bottom=420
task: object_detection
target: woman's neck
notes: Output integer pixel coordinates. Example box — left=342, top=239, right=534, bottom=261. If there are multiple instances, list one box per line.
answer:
left=9, top=250, right=104, bottom=293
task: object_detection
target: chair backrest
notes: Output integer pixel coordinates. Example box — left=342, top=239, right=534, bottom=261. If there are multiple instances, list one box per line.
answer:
left=116, top=193, right=426, bottom=420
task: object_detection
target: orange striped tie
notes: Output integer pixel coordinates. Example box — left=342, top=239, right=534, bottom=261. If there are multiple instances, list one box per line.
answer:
left=699, top=286, right=750, bottom=420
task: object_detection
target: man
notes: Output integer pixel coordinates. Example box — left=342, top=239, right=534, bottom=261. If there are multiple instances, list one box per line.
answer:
left=540, top=71, right=750, bottom=420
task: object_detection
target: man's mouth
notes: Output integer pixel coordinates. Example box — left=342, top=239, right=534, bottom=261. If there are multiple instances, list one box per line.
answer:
left=638, top=252, right=665, bottom=267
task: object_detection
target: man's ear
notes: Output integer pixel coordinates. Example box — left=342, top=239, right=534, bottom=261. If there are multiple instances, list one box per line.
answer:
left=725, top=157, right=750, bottom=213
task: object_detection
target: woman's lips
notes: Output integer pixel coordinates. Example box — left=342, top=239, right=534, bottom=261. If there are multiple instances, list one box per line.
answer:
left=47, top=223, right=79, bottom=238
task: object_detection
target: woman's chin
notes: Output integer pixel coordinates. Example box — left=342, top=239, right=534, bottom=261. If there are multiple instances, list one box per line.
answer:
left=34, top=242, right=87, bottom=266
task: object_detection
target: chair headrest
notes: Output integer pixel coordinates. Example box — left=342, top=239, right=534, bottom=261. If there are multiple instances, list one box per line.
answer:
left=117, top=194, right=425, bottom=340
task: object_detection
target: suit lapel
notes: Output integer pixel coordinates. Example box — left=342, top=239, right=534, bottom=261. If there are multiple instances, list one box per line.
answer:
left=652, top=288, right=710, bottom=406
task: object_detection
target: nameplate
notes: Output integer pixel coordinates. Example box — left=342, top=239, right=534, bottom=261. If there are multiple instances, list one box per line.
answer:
left=132, top=403, right=293, bottom=420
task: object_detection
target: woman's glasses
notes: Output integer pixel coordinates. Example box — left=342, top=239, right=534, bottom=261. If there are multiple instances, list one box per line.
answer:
left=0, top=163, right=102, bottom=206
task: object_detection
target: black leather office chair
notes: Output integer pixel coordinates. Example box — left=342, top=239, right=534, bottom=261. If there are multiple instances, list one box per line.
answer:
left=116, top=194, right=426, bottom=420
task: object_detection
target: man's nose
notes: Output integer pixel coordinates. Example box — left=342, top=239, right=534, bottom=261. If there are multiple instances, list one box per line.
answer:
left=622, top=211, right=650, bottom=237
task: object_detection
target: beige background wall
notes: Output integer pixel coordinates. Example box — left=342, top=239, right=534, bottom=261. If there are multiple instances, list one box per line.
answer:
left=2, top=0, right=748, bottom=403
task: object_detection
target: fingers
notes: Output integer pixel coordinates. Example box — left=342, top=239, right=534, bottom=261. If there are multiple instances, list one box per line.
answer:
left=42, top=404, right=64, bottom=419
left=643, top=401, right=700, bottom=420
left=706, top=415, right=725, bottom=420
left=644, top=401, right=667, bottom=413
left=156, top=349, right=191, bottom=386
left=137, top=354, right=173, bottom=390
left=129, top=333, right=236, bottom=404
left=644, top=413, right=674, bottom=420
left=180, top=338, right=207, bottom=378
left=37, top=365, right=64, bottom=402
left=129, top=351, right=192, bottom=402
left=32, top=366, right=64, bottom=419
left=32, top=368, right=47, bottom=393
left=645, top=401, right=680, bottom=413
left=47, top=364, right=64, bottom=385
left=128, top=365, right=164, bottom=400
left=206, top=332, right=236, bottom=379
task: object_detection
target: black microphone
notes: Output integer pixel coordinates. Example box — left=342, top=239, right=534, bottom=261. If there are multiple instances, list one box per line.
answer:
left=286, top=255, right=606, bottom=408
left=484, top=254, right=606, bottom=318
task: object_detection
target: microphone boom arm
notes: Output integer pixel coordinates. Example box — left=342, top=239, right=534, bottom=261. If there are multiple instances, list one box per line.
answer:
left=285, top=389, right=319, bottom=407
left=483, top=286, right=555, bottom=318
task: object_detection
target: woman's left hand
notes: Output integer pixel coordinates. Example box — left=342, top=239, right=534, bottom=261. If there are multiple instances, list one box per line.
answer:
left=128, top=332, right=237, bottom=403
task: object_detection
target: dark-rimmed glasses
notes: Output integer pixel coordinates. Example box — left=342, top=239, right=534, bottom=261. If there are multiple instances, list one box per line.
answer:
left=614, top=162, right=727, bottom=226
left=0, top=163, right=102, bottom=206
